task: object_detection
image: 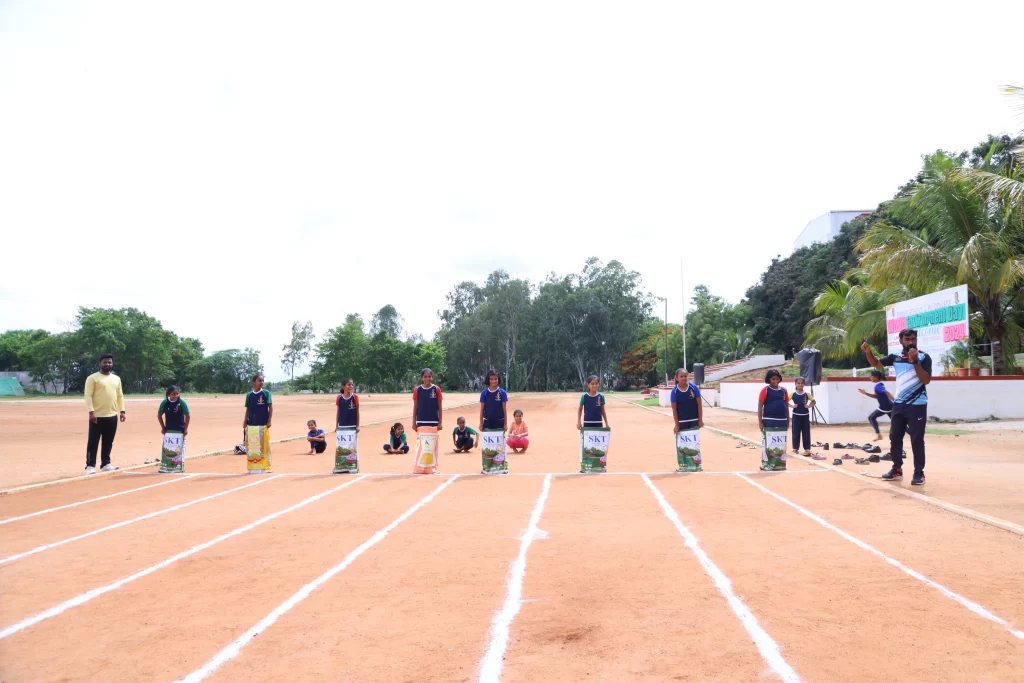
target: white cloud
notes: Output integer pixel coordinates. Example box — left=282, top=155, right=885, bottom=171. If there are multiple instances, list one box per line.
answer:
left=2, top=0, right=1021, bottom=379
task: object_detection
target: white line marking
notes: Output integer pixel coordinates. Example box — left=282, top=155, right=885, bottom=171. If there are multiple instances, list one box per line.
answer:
left=641, top=474, right=801, bottom=682
left=121, top=471, right=244, bottom=477
left=735, top=473, right=1024, bottom=641
left=0, top=475, right=278, bottom=566
left=176, top=474, right=459, bottom=683
left=478, top=474, right=552, bottom=682
left=125, top=470, right=828, bottom=478
left=0, top=475, right=196, bottom=525
left=0, top=475, right=368, bottom=640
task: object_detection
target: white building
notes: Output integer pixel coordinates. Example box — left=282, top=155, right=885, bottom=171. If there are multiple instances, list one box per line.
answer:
left=793, top=210, right=872, bottom=251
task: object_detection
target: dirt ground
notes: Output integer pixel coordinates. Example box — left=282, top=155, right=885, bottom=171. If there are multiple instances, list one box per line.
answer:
left=1, top=394, right=1023, bottom=682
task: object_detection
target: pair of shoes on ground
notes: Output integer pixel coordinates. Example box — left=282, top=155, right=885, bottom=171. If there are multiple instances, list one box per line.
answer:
left=85, top=464, right=119, bottom=475
left=881, top=468, right=925, bottom=485
left=854, top=454, right=882, bottom=464
left=862, top=445, right=882, bottom=454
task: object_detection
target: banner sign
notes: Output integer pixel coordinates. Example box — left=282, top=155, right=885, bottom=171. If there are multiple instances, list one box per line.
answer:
left=885, top=285, right=968, bottom=373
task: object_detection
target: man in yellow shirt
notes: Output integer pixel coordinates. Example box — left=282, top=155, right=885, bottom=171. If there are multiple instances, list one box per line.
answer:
left=84, top=354, right=126, bottom=474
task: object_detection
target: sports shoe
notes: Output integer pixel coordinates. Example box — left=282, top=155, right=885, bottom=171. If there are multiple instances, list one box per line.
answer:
left=85, top=466, right=96, bottom=475
left=867, top=446, right=882, bottom=454
left=911, top=473, right=925, bottom=486
left=881, top=468, right=903, bottom=481
left=880, top=453, right=893, bottom=461
left=100, top=464, right=119, bottom=472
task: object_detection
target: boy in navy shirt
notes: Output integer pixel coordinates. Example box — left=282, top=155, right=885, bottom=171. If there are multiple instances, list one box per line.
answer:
left=858, top=369, right=895, bottom=442
left=862, top=330, right=932, bottom=485
left=243, top=374, right=273, bottom=429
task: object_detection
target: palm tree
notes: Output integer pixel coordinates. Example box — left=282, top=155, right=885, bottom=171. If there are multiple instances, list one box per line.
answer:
left=857, top=152, right=1024, bottom=374
left=952, top=86, right=1024, bottom=217
left=803, top=278, right=897, bottom=361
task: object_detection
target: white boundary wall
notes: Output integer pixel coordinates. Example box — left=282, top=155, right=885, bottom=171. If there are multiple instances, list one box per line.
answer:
left=720, top=378, right=1024, bottom=423
left=705, top=355, right=785, bottom=382
left=658, top=387, right=718, bottom=408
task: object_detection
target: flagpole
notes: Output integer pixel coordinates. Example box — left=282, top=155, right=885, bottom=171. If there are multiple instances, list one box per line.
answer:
left=681, top=260, right=687, bottom=371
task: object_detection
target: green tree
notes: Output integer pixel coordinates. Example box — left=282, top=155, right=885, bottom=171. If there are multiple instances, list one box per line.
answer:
left=370, top=305, right=404, bottom=339
left=858, top=150, right=1024, bottom=374
left=746, top=217, right=872, bottom=356
left=0, top=329, right=51, bottom=371
left=803, top=278, right=897, bottom=362
left=280, top=321, right=314, bottom=380
left=684, top=285, right=754, bottom=365
left=315, top=314, right=369, bottom=388
left=188, top=348, right=263, bottom=394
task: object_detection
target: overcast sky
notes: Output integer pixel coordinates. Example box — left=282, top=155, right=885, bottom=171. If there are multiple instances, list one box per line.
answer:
left=1, top=1, right=1021, bottom=380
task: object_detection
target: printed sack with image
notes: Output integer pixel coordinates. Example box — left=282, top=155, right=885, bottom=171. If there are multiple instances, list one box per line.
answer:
left=675, top=428, right=702, bottom=472
left=580, top=427, right=610, bottom=473
left=481, top=429, right=508, bottom=475
left=413, top=426, right=439, bottom=474
left=159, top=433, right=186, bottom=473
left=246, top=425, right=272, bottom=474
left=761, top=426, right=787, bottom=471
left=333, top=427, right=359, bottom=474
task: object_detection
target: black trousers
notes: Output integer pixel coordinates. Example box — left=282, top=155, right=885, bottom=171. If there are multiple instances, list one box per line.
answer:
left=890, top=403, right=926, bottom=474
left=791, top=414, right=811, bottom=451
left=868, top=409, right=891, bottom=434
left=455, top=436, right=474, bottom=450
left=86, top=416, right=118, bottom=468
left=312, top=440, right=327, bottom=453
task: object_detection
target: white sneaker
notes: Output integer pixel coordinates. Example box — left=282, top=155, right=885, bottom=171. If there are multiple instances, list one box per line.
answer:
left=85, top=466, right=96, bottom=475
left=100, top=464, right=119, bottom=472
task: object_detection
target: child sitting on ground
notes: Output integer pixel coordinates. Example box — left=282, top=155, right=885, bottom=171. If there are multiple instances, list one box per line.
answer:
left=507, top=409, right=530, bottom=452
left=858, top=369, right=895, bottom=441
left=452, top=416, right=478, bottom=452
left=306, top=420, right=327, bottom=454
left=384, top=422, right=410, bottom=454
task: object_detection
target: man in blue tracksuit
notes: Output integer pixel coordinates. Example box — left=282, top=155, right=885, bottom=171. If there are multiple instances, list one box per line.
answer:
left=862, top=330, right=932, bottom=486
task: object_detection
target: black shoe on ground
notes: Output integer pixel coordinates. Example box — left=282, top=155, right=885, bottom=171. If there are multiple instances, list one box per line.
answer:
left=881, top=468, right=903, bottom=481
left=832, top=458, right=843, bottom=466
left=880, top=453, right=893, bottom=461
left=911, top=473, right=925, bottom=485
left=823, top=443, right=830, bottom=451
left=832, top=442, right=843, bottom=449
left=868, top=454, right=880, bottom=463
left=868, top=446, right=882, bottom=454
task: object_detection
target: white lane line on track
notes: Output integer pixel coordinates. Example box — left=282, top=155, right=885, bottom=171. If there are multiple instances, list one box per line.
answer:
left=0, top=475, right=278, bottom=566
left=124, top=470, right=829, bottom=477
left=642, top=474, right=801, bottom=683
left=736, top=473, right=1024, bottom=641
left=478, top=473, right=552, bottom=683
left=176, top=474, right=460, bottom=683
left=0, top=475, right=369, bottom=640
left=0, top=475, right=196, bottom=525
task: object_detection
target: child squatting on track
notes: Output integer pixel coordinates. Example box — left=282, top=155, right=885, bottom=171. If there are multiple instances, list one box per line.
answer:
left=577, top=375, right=609, bottom=430
left=758, top=369, right=789, bottom=471
left=384, top=423, right=409, bottom=453
left=452, top=417, right=478, bottom=452
left=789, top=377, right=815, bottom=455
left=859, top=369, right=894, bottom=441
left=479, top=370, right=509, bottom=432
left=507, top=409, right=529, bottom=452
left=306, top=420, right=327, bottom=454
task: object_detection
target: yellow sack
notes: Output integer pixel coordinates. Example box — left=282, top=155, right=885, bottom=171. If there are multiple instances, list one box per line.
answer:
left=413, top=426, right=439, bottom=474
left=246, top=425, right=272, bottom=474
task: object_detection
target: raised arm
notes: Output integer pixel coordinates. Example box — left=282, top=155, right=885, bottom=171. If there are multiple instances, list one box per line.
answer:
left=861, top=341, right=883, bottom=369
